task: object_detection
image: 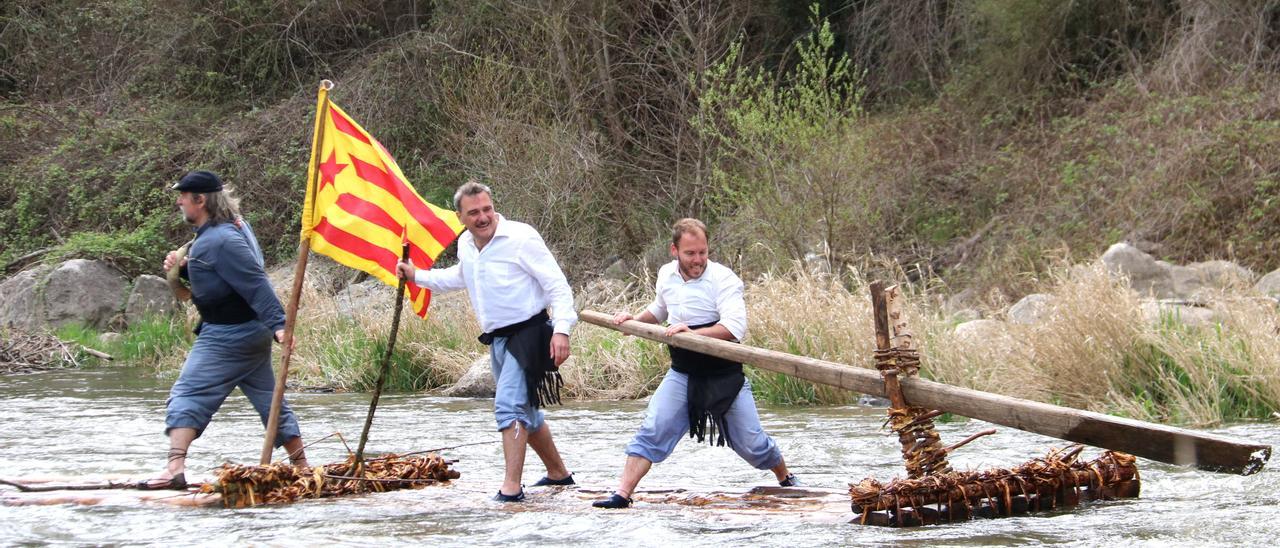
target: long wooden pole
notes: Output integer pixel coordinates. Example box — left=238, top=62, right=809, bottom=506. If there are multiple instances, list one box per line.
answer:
left=353, top=241, right=411, bottom=473
left=579, top=309, right=1272, bottom=475
left=259, top=241, right=310, bottom=464
left=260, top=80, right=332, bottom=464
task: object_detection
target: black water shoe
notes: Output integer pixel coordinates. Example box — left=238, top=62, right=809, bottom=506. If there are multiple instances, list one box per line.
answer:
left=493, top=489, right=526, bottom=502
left=532, top=473, right=575, bottom=487
left=779, top=473, right=802, bottom=487
left=591, top=493, right=632, bottom=509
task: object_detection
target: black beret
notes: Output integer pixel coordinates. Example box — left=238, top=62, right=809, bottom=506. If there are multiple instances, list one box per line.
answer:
left=172, top=170, right=224, bottom=193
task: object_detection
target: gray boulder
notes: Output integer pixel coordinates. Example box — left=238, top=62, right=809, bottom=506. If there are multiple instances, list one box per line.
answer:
left=0, top=265, right=52, bottom=329
left=1168, top=261, right=1255, bottom=300
left=953, top=319, right=1007, bottom=342
left=1167, top=265, right=1205, bottom=300
left=1101, top=243, right=1173, bottom=297
left=1008, top=293, right=1055, bottom=324
left=1254, top=269, right=1280, bottom=297
left=335, top=279, right=392, bottom=316
left=441, top=355, right=495, bottom=398
left=1100, top=243, right=1254, bottom=300
left=601, top=257, right=629, bottom=281
left=124, top=275, right=180, bottom=325
left=1190, top=260, right=1256, bottom=288
left=950, top=308, right=982, bottom=323
left=268, top=254, right=352, bottom=297
left=1140, top=300, right=1217, bottom=327
left=575, top=278, right=629, bottom=310
left=42, top=259, right=129, bottom=329
left=857, top=394, right=891, bottom=407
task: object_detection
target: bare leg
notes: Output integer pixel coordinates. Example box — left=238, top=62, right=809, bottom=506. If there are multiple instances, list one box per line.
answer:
left=142, top=427, right=196, bottom=487
left=770, top=457, right=792, bottom=483
left=283, top=436, right=309, bottom=468
left=500, top=423, right=527, bottom=496
left=167, top=427, right=197, bottom=475
left=526, top=423, right=570, bottom=480
left=615, top=455, right=653, bottom=499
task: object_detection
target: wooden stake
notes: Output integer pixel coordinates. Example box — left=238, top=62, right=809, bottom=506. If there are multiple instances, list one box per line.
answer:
left=259, top=239, right=310, bottom=464
left=353, top=242, right=411, bottom=475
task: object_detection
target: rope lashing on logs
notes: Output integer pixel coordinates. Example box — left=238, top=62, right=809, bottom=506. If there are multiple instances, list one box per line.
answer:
left=874, top=345, right=951, bottom=478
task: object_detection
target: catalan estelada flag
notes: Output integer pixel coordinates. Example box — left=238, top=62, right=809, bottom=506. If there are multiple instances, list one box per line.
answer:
left=300, top=82, right=463, bottom=317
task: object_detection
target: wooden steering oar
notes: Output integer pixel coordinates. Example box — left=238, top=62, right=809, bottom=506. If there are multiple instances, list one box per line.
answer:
left=353, top=241, right=411, bottom=477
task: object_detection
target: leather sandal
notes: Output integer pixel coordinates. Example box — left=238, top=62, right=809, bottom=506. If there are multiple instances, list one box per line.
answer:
left=136, top=472, right=187, bottom=491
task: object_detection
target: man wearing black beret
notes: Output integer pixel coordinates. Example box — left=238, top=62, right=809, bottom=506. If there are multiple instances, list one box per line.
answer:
left=139, top=170, right=310, bottom=489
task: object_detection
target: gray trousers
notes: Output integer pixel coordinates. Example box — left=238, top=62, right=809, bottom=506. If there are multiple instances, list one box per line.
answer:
left=625, top=368, right=782, bottom=469
left=165, top=321, right=301, bottom=447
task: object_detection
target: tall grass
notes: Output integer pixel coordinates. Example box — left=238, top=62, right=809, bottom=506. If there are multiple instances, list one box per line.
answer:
left=48, top=258, right=1279, bottom=426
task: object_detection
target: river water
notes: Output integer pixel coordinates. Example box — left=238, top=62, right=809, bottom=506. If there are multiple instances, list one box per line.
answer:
left=2, top=367, right=1277, bottom=546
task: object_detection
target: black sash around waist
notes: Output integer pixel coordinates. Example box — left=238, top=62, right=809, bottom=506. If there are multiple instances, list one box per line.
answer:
left=192, top=290, right=256, bottom=325
left=478, top=310, right=562, bottom=408
left=668, top=321, right=745, bottom=447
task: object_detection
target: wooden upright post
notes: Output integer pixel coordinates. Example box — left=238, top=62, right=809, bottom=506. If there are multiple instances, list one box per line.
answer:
left=259, top=241, right=310, bottom=464
left=872, top=282, right=951, bottom=477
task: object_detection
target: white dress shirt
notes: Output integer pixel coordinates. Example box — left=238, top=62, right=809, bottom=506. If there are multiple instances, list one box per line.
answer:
left=414, top=215, right=577, bottom=335
left=646, top=260, right=747, bottom=341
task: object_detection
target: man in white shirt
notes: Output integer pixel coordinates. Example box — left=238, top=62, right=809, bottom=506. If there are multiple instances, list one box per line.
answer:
left=397, top=180, right=576, bottom=502
left=592, top=218, right=798, bottom=509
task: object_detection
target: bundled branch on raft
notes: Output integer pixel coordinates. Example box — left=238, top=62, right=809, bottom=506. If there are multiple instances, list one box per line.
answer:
left=201, top=453, right=459, bottom=508
left=849, top=446, right=1140, bottom=526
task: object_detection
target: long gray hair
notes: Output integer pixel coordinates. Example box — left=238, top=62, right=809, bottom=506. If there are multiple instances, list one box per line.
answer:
left=200, top=186, right=242, bottom=225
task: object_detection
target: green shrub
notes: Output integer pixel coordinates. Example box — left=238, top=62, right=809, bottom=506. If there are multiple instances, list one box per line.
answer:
left=696, top=2, right=867, bottom=272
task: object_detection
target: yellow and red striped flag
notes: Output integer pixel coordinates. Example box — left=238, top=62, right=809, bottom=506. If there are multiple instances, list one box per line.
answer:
left=300, top=84, right=463, bottom=317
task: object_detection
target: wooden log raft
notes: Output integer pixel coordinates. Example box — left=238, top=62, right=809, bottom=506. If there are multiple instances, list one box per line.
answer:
left=202, top=453, right=459, bottom=508
left=848, top=282, right=1140, bottom=526
left=849, top=446, right=1140, bottom=526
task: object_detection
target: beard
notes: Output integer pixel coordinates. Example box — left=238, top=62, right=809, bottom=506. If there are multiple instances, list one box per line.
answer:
left=678, top=259, right=705, bottom=280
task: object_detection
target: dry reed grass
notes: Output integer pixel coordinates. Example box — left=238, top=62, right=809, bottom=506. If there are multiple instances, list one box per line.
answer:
left=143, top=255, right=1278, bottom=425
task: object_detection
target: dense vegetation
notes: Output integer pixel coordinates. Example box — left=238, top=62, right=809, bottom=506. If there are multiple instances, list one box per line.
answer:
left=4, top=0, right=1278, bottom=296
left=4, top=1, right=1279, bottom=423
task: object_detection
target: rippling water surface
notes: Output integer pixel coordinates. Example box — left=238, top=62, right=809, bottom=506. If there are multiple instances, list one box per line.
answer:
left=2, top=368, right=1277, bottom=546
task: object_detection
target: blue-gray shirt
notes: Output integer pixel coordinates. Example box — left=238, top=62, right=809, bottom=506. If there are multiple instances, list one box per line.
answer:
left=186, top=219, right=286, bottom=332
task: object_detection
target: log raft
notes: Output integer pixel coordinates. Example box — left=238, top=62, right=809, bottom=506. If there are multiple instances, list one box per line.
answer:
left=848, top=282, right=1139, bottom=526
left=579, top=310, right=1271, bottom=475
left=849, top=447, right=1141, bottom=526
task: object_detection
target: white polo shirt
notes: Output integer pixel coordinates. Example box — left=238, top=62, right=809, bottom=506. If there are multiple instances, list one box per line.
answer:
left=646, top=260, right=747, bottom=342
left=414, top=215, right=577, bottom=335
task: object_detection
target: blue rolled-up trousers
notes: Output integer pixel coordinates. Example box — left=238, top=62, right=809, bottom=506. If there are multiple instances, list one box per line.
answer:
left=165, top=321, right=301, bottom=447
left=625, top=368, right=782, bottom=469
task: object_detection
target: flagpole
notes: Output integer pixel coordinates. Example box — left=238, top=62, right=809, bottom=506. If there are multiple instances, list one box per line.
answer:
left=260, top=80, right=333, bottom=465
left=353, top=239, right=411, bottom=478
